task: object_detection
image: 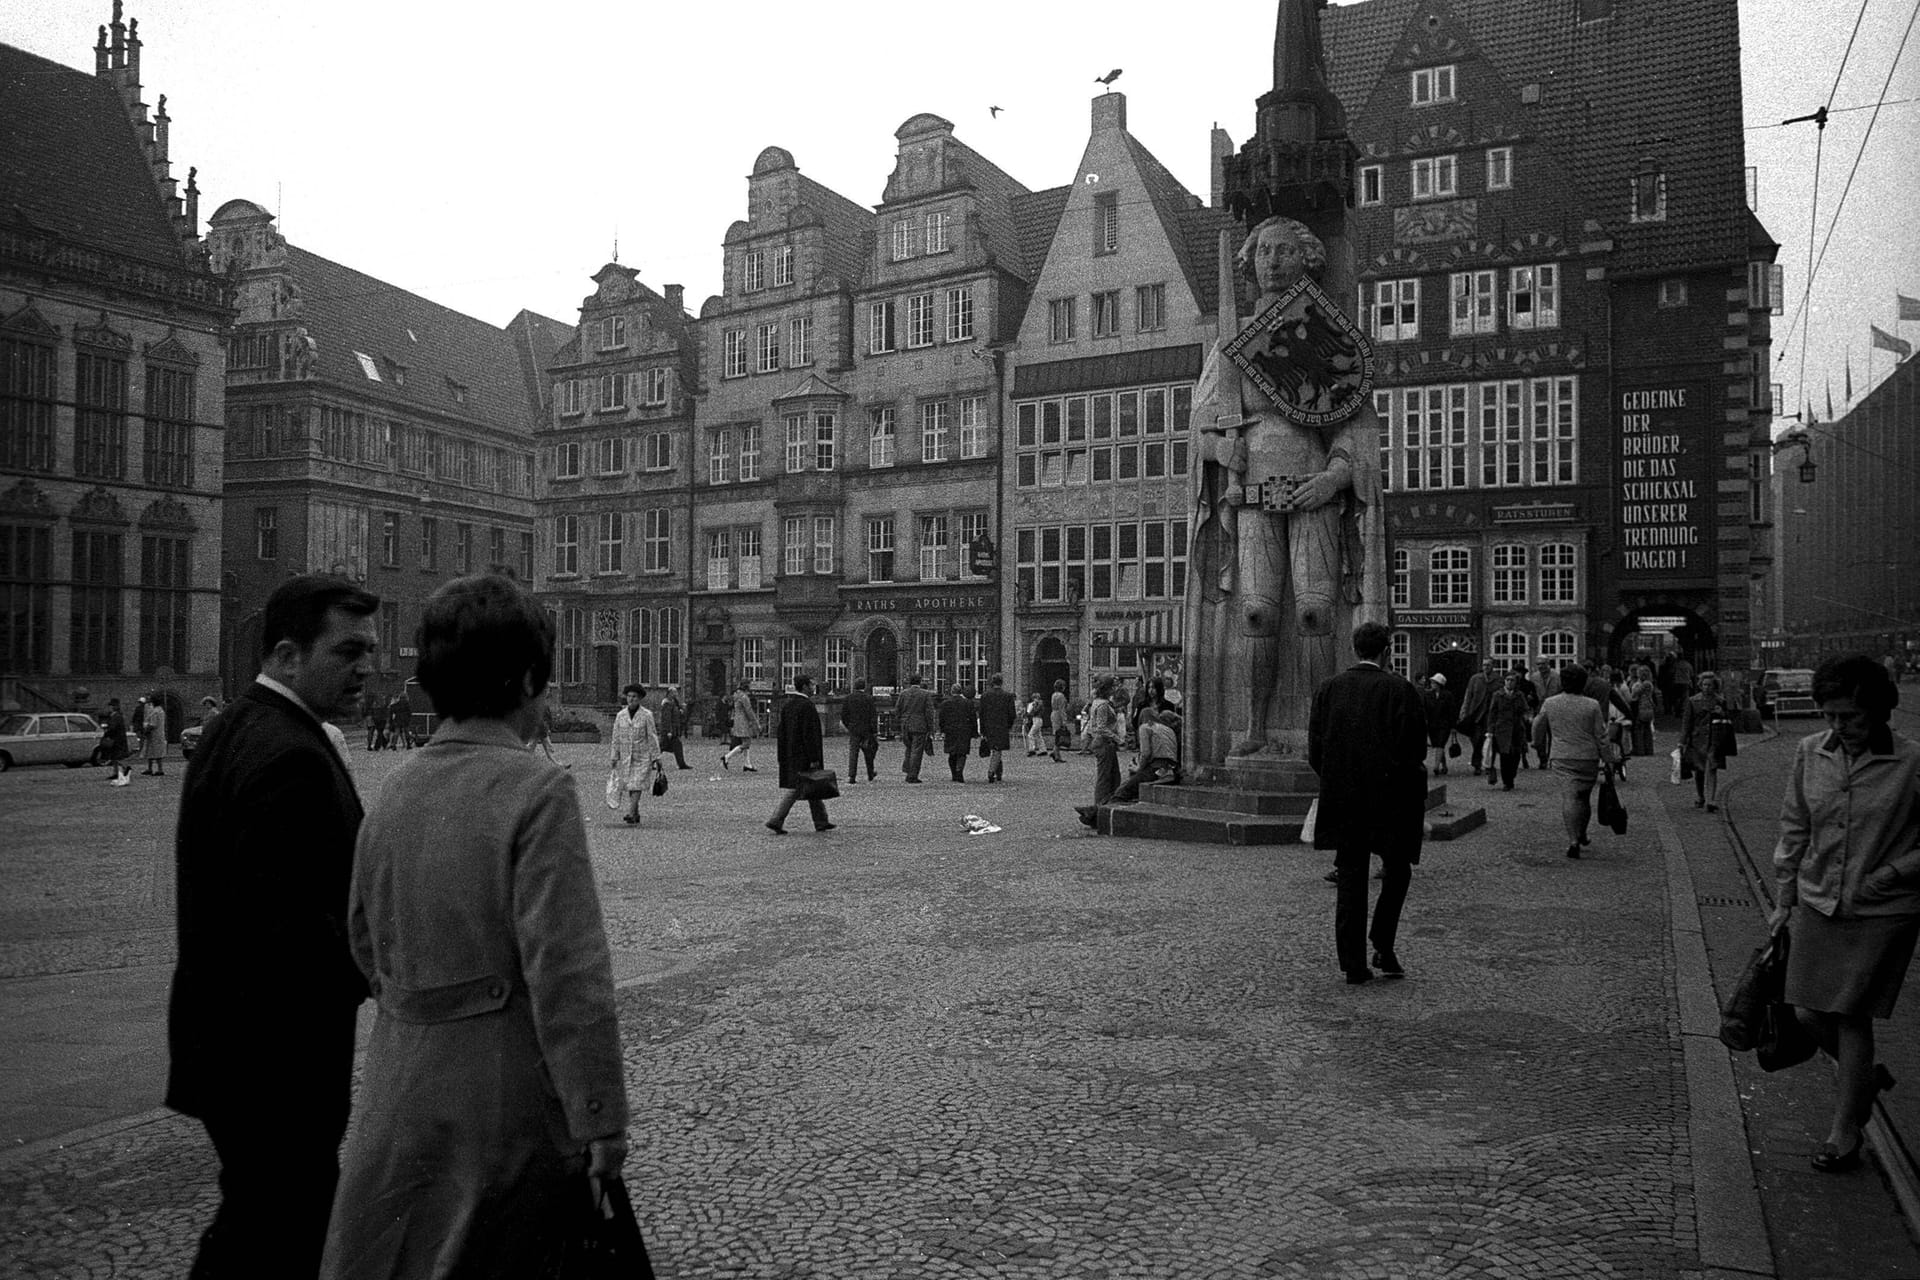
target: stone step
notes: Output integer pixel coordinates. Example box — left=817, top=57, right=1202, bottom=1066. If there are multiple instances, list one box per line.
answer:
left=1426, top=805, right=1488, bottom=841
left=1192, top=762, right=1320, bottom=794
left=1100, top=802, right=1305, bottom=845
left=1140, top=783, right=1311, bottom=816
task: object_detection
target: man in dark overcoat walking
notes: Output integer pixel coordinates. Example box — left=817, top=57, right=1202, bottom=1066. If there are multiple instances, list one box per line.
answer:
left=767, top=673, right=833, bottom=834
left=1308, top=620, right=1429, bottom=985
left=841, top=679, right=879, bottom=782
left=169, top=573, right=380, bottom=1276
left=976, top=673, right=1018, bottom=783
left=896, top=672, right=934, bottom=783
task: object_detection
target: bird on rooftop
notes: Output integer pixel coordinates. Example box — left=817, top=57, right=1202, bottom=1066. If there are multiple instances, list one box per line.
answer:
left=989, top=105, right=1003, bottom=117
left=1095, top=69, right=1122, bottom=86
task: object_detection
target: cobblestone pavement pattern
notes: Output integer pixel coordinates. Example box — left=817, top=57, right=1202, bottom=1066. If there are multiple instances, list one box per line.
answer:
left=0, top=730, right=1901, bottom=1276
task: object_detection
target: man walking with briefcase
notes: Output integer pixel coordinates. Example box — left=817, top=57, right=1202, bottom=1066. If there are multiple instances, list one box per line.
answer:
left=767, top=674, right=834, bottom=835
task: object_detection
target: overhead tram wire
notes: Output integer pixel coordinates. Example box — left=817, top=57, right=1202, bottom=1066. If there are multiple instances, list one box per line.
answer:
left=1746, top=95, right=1919, bottom=127
left=1807, top=0, right=1920, bottom=292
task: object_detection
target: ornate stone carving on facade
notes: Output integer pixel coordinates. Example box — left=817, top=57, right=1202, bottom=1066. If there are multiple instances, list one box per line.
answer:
left=1393, top=200, right=1478, bottom=245
left=70, top=485, right=127, bottom=526
left=283, top=325, right=317, bottom=379
left=143, top=330, right=201, bottom=365
left=139, top=495, right=196, bottom=530
left=0, top=301, right=59, bottom=339
left=0, top=479, right=57, bottom=519
left=73, top=312, right=134, bottom=352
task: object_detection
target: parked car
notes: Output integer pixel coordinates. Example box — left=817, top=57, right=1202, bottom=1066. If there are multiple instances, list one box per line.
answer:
left=0, top=712, right=105, bottom=771
left=1758, top=668, right=1817, bottom=716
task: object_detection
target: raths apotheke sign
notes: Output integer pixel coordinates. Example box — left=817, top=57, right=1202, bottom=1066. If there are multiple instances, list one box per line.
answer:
left=1616, top=381, right=1712, bottom=582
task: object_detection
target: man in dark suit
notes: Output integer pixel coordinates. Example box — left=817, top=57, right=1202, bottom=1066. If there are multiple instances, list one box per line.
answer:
left=938, top=682, right=978, bottom=782
left=1309, top=620, right=1428, bottom=985
left=767, top=673, right=833, bottom=834
left=841, top=679, right=878, bottom=783
left=895, top=672, right=934, bottom=783
left=655, top=686, right=691, bottom=769
left=169, top=574, right=379, bottom=1277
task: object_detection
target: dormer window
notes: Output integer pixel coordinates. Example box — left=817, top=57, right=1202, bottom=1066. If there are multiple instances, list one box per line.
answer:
left=1631, top=161, right=1667, bottom=223
left=1411, top=65, right=1456, bottom=106
left=386, top=360, right=408, bottom=388
left=600, top=315, right=627, bottom=349
left=354, top=351, right=381, bottom=381
left=447, top=378, right=469, bottom=406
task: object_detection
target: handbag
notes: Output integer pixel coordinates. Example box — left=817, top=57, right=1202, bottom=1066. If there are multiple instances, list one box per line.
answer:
left=1597, top=778, right=1628, bottom=835
left=554, top=1175, right=655, bottom=1280
left=650, top=762, right=669, bottom=797
left=604, top=764, right=623, bottom=810
left=801, top=768, right=840, bottom=801
left=978, top=739, right=990, bottom=759
left=1711, top=717, right=1738, bottom=759
left=1447, top=733, right=1462, bottom=759
left=1718, top=926, right=1819, bottom=1071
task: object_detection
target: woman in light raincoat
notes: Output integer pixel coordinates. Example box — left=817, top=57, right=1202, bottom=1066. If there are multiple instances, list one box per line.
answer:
left=610, top=682, right=660, bottom=826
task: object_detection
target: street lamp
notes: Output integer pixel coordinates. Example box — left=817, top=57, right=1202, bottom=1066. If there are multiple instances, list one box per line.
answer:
left=1772, top=428, right=1816, bottom=484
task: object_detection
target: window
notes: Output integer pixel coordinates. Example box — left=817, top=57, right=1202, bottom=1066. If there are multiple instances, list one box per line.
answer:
left=1392, top=385, right=1466, bottom=490
left=594, top=512, right=623, bottom=575
left=1479, top=380, right=1524, bottom=487
left=1392, top=548, right=1410, bottom=608
left=1539, top=543, right=1578, bottom=604
left=489, top=526, right=505, bottom=571
left=788, top=316, right=813, bottom=366
left=554, top=515, right=579, bottom=576
left=1539, top=630, right=1577, bottom=668
left=740, top=637, right=764, bottom=686
left=825, top=636, right=850, bottom=691
left=956, top=628, right=986, bottom=693
left=869, top=300, right=896, bottom=354
left=560, top=607, right=585, bottom=686
left=1450, top=270, right=1497, bottom=335
left=74, top=352, right=128, bottom=479
left=1748, top=261, right=1785, bottom=314
left=742, top=251, right=765, bottom=293
left=920, top=402, right=950, bottom=463
left=1491, top=630, right=1529, bottom=670
left=627, top=607, right=654, bottom=686
left=813, top=413, right=836, bottom=471
left=1490, top=544, right=1528, bottom=604
left=381, top=512, right=400, bottom=567
left=599, top=315, right=627, bottom=349
left=1093, top=192, right=1119, bottom=254
left=958, top=511, right=989, bottom=578
left=959, top=397, right=988, bottom=459
left=1389, top=631, right=1412, bottom=680
left=708, top=430, right=732, bottom=485
left=737, top=527, right=762, bottom=588
left=69, top=530, right=121, bottom=673
left=255, top=508, right=278, bottom=559
left=594, top=436, right=626, bottom=475
left=869, top=408, right=896, bottom=468
left=1411, top=64, right=1456, bottom=104
left=1429, top=547, right=1471, bottom=606
left=375, top=601, right=398, bottom=673
left=1048, top=298, right=1076, bottom=343
left=142, top=365, right=195, bottom=488
left=455, top=523, right=473, bottom=573
left=1092, top=290, right=1121, bottom=338
left=915, top=628, right=949, bottom=691
left=925, top=211, right=950, bottom=254
left=756, top=323, right=780, bottom=373
left=1412, top=155, right=1458, bottom=200
left=598, top=373, right=626, bottom=412
left=867, top=517, right=895, bottom=582
left=779, top=637, right=805, bottom=690
left=785, top=416, right=809, bottom=474
left=1508, top=264, right=1559, bottom=330
left=419, top=517, right=439, bottom=571
left=919, top=515, right=949, bottom=581
left=723, top=328, right=747, bottom=378
left=1370, top=279, right=1420, bottom=341
left=738, top=424, right=761, bottom=481
left=558, top=379, right=583, bottom=416
left=0, top=335, right=55, bottom=472
left=136, top=534, right=189, bottom=673
left=706, top=530, right=731, bottom=591
left=518, top=531, right=533, bottom=581
left=891, top=218, right=915, bottom=261
left=772, top=245, right=794, bottom=287
left=1135, top=283, right=1166, bottom=332
left=644, top=509, right=670, bottom=573
left=813, top=515, right=835, bottom=574
left=945, top=288, right=973, bottom=342
left=1487, top=147, right=1513, bottom=191
left=644, top=433, right=671, bottom=471
left=1631, top=166, right=1667, bottom=223
left=1658, top=278, right=1688, bottom=308
left=1358, top=165, right=1384, bottom=206
left=907, top=293, right=935, bottom=348
left=1531, top=376, right=1578, bottom=484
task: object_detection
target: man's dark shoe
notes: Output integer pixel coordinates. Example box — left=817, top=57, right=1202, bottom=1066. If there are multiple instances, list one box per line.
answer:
left=905, top=777, right=922, bottom=784
left=1566, top=844, right=1581, bottom=859
left=765, top=821, right=786, bottom=835
left=1345, top=968, right=1374, bottom=985
left=1323, top=868, right=1340, bottom=883
left=815, top=823, right=836, bottom=832
left=1370, top=950, right=1404, bottom=978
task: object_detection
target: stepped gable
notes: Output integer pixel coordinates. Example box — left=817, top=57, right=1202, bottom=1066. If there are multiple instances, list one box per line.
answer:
left=0, top=44, right=184, bottom=264
left=882, top=113, right=1035, bottom=278
left=283, top=245, right=539, bottom=428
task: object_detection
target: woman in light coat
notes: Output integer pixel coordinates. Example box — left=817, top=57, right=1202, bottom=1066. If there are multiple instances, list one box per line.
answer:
left=322, top=574, right=628, bottom=1279
left=140, top=697, right=168, bottom=776
left=610, top=682, right=660, bottom=826
left=1679, top=670, right=1733, bottom=812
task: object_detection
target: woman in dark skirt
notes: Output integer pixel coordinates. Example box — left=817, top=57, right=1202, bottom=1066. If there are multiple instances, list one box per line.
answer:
left=1768, top=655, right=1920, bottom=1173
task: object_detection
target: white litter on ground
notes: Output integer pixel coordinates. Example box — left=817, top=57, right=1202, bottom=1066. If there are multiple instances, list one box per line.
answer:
left=962, top=814, right=1001, bottom=835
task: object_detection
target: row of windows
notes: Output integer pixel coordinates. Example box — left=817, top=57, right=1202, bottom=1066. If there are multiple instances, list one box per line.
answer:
left=556, top=368, right=674, bottom=416
left=1363, top=265, right=1559, bottom=341
left=1015, top=520, right=1191, bottom=605
left=552, top=432, right=674, bottom=480
left=726, top=631, right=990, bottom=696
left=741, top=245, right=798, bottom=293
left=260, top=507, right=532, bottom=579
left=1386, top=629, right=1581, bottom=681
left=228, top=405, right=535, bottom=496
left=866, top=288, right=974, bottom=358
left=1045, top=283, right=1169, bottom=343
left=552, top=511, right=673, bottom=578
left=2, top=339, right=199, bottom=487
left=696, top=508, right=990, bottom=589
left=552, top=605, right=684, bottom=689
left=1375, top=377, right=1578, bottom=493
left=1015, top=384, right=1194, bottom=489
left=1357, top=148, right=1512, bottom=206
left=888, top=211, right=952, bottom=262
left=0, top=525, right=191, bottom=674
left=1390, top=543, right=1580, bottom=610
left=703, top=398, right=992, bottom=483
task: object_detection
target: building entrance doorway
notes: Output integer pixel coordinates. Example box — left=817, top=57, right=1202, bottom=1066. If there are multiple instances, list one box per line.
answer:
left=595, top=649, right=619, bottom=704
left=866, top=627, right=899, bottom=690
left=1034, top=636, right=1070, bottom=698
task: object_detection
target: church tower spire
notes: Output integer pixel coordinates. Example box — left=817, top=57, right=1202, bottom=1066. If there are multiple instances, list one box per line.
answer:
left=1221, top=0, right=1356, bottom=241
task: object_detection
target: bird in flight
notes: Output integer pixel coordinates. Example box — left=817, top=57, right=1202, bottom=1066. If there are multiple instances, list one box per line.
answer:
left=1095, top=69, right=1122, bottom=85
left=989, top=105, right=1003, bottom=117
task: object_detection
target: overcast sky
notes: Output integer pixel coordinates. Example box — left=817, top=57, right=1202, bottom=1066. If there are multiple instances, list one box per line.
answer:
left=3, top=0, right=1913, bottom=428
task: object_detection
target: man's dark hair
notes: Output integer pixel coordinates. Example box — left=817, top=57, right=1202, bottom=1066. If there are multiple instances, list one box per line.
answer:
left=909, top=673, right=923, bottom=686
left=989, top=673, right=1003, bottom=687
left=260, top=574, right=378, bottom=659
left=793, top=673, right=814, bottom=692
left=1558, top=664, right=1588, bottom=695
left=1813, top=654, right=1900, bottom=719
left=623, top=683, right=646, bottom=698
left=1352, top=621, right=1390, bottom=660
left=414, top=574, right=553, bottom=721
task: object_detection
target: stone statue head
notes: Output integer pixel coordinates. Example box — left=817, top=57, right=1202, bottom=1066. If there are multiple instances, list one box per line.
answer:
left=1236, top=216, right=1327, bottom=293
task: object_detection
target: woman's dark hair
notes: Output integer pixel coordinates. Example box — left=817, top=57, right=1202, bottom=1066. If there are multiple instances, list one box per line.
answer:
left=1558, top=664, right=1589, bottom=695
left=1813, top=654, right=1900, bottom=719
left=415, top=574, right=553, bottom=721
left=260, top=573, right=379, bottom=659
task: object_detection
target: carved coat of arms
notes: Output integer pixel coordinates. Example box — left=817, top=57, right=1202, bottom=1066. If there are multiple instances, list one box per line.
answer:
left=1222, top=276, right=1375, bottom=427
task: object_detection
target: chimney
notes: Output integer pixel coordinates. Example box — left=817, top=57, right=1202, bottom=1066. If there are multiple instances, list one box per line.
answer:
left=665, top=283, right=685, bottom=314
left=1092, top=90, right=1127, bottom=134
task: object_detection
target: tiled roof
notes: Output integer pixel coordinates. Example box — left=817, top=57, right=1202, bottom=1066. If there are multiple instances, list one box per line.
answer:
left=797, top=173, right=872, bottom=288
left=0, top=43, right=185, bottom=266
left=1324, top=0, right=1750, bottom=273
left=1174, top=204, right=1242, bottom=317
left=504, top=309, right=575, bottom=417
left=284, top=245, right=541, bottom=430
left=1011, top=186, right=1071, bottom=280
left=943, top=135, right=1035, bottom=281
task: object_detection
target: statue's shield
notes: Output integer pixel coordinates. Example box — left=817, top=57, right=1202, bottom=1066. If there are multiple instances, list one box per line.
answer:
left=1222, top=276, right=1375, bottom=427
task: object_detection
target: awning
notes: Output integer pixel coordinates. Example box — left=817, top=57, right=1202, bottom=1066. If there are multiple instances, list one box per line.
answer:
left=1089, top=608, right=1181, bottom=648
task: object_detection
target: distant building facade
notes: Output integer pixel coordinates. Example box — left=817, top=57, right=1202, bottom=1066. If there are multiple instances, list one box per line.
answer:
left=0, top=10, right=231, bottom=724
left=205, top=201, right=552, bottom=703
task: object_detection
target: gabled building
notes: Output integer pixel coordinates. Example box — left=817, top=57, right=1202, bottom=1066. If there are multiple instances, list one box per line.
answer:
left=205, top=201, right=547, bottom=702
left=1002, top=92, right=1236, bottom=700
left=1, top=6, right=231, bottom=724
left=1322, top=0, right=1774, bottom=680
left=534, top=264, right=695, bottom=705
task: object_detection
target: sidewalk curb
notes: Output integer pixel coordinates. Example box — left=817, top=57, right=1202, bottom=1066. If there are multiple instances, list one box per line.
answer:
left=1650, top=774, right=1775, bottom=1275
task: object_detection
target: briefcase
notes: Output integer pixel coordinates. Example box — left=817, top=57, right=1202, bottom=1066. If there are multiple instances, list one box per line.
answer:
left=801, top=768, right=840, bottom=801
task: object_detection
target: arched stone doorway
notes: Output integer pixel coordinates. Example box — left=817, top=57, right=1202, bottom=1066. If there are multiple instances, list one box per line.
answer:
left=865, top=626, right=899, bottom=690
left=1424, top=636, right=1478, bottom=691
left=1609, top=605, right=1717, bottom=675
left=1034, top=636, right=1070, bottom=698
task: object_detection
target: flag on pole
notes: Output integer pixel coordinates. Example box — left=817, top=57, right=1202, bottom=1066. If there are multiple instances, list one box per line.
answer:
left=1899, top=293, right=1920, bottom=322
left=1826, top=379, right=1834, bottom=421
left=1872, top=324, right=1914, bottom=359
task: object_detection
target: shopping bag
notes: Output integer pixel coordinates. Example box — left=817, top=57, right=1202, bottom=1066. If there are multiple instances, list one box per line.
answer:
left=1719, top=926, right=1819, bottom=1071
left=1299, top=796, right=1319, bottom=845
left=555, top=1175, right=655, bottom=1280
left=1597, top=778, right=1628, bottom=835
left=604, top=765, right=623, bottom=810
left=1668, top=747, right=1683, bottom=785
